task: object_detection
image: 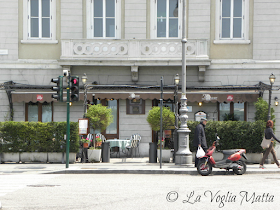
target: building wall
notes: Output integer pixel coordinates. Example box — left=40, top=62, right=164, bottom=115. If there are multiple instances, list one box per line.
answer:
left=253, top=0, right=280, bottom=60
left=0, top=0, right=18, bottom=61
left=124, top=0, right=146, bottom=39
left=119, top=99, right=152, bottom=157
left=209, top=0, right=253, bottom=59
left=188, top=0, right=210, bottom=41
left=61, top=0, right=83, bottom=39
left=18, top=0, right=61, bottom=59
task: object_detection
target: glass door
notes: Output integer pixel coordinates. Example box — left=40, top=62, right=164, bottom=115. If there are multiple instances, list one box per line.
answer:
left=99, top=99, right=119, bottom=139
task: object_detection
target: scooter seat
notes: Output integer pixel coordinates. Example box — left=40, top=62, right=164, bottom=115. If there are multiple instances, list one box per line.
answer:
left=221, top=149, right=240, bottom=155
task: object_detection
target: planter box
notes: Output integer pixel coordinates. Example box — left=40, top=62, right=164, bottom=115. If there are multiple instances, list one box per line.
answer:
left=244, top=153, right=263, bottom=164
left=20, top=152, right=48, bottom=163
left=157, top=149, right=171, bottom=163
left=48, top=152, right=76, bottom=163
left=1, top=153, right=20, bottom=163
left=88, top=149, right=101, bottom=162
left=1, top=152, right=76, bottom=163
left=48, top=153, right=64, bottom=163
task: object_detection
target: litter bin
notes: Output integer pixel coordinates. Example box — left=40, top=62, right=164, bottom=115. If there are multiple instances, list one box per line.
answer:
left=101, top=141, right=110, bottom=162
left=149, top=142, right=157, bottom=163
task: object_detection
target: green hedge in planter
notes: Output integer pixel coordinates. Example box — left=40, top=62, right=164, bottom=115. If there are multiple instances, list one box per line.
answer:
left=187, top=120, right=266, bottom=153
left=0, top=122, right=79, bottom=153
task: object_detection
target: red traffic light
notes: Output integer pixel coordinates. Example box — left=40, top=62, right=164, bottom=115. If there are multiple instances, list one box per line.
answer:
left=70, top=76, right=79, bottom=102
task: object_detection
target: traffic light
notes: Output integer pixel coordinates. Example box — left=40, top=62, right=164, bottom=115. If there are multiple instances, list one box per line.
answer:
left=51, top=76, right=63, bottom=102
left=70, top=76, right=79, bottom=101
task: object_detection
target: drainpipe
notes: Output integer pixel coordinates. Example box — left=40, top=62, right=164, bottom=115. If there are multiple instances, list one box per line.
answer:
left=4, top=81, right=14, bottom=121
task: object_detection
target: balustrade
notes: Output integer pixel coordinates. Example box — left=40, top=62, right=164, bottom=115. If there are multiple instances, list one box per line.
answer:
left=61, top=39, right=208, bottom=60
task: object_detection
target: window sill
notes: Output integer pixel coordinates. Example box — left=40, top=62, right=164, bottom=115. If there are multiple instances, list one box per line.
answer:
left=21, top=40, right=59, bottom=44
left=213, top=40, right=251, bottom=45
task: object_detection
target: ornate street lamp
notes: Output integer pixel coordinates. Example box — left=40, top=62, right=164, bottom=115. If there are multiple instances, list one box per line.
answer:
left=267, top=73, right=276, bottom=120
left=174, top=73, right=180, bottom=86
left=175, top=0, right=192, bottom=165
left=173, top=74, right=180, bottom=162
left=269, top=73, right=276, bottom=84
left=82, top=73, right=88, bottom=118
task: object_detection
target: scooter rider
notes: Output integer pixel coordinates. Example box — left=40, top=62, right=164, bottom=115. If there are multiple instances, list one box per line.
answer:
left=193, top=117, right=208, bottom=167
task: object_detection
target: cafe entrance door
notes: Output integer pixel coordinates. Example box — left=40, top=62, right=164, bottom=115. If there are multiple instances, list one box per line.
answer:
left=98, top=99, right=119, bottom=140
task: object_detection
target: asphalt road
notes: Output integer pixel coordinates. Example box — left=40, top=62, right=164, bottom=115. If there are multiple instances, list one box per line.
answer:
left=0, top=173, right=279, bottom=210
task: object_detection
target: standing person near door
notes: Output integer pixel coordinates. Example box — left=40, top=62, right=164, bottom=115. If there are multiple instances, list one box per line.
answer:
left=193, top=118, right=208, bottom=167
left=259, top=120, right=280, bottom=169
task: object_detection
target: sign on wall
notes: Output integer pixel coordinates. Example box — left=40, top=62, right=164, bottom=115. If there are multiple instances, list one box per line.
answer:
left=227, top=95, right=234, bottom=101
left=78, top=118, right=89, bottom=135
left=37, top=94, right=43, bottom=101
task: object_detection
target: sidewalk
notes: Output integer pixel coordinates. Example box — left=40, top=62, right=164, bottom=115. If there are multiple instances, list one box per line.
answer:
left=1, top=157, right=280, bottom=175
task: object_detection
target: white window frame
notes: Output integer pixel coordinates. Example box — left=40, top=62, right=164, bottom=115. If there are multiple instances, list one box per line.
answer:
left=214, top=0, right=250, bottom=44
left=22, top=0, right=58, bottom=44
left=86, top=0, right=121, bottom=39
left=150, top=0, right=182, bottom=39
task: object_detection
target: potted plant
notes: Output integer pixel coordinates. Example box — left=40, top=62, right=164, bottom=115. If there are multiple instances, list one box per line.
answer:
left=95, top=135, right=102, bottom=148
left=147, top=106, right=175, bottom=163
left=85, top=104, right=113, bottom=149
left=81, top=137, right=90, bottom=148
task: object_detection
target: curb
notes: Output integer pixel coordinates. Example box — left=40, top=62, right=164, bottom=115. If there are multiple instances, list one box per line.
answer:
left=46, top=169, right=280, bottom=175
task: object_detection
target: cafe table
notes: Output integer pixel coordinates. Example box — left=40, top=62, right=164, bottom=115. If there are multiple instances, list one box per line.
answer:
left=106, top=139, right=131, bottom=154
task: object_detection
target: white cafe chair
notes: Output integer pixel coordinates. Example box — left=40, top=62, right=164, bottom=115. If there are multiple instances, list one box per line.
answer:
left=126, top=134, right=141, bottom=157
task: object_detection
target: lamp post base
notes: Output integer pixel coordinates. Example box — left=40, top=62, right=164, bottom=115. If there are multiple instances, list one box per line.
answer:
left=175, top=129, right=192, bottom=166
left=175, top=152, right=192, bottom=165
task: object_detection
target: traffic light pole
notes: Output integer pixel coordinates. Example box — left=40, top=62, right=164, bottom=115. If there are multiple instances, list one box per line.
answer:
left=66, top=74, right=70, bottom=168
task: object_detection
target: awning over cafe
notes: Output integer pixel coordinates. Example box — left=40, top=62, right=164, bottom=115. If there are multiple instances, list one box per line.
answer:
left=92, top=90, right=259, bottom=103
left=11, top=91, right=94, bottom=103
left=11, top=92, right=54, bottom=103
left=10, top=85, right=260, bottom=103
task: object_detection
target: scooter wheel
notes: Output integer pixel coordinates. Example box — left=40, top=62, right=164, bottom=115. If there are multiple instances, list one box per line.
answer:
left=197, top=159, right=212, bottom=176
left=233, top=160, right=246, bottom=175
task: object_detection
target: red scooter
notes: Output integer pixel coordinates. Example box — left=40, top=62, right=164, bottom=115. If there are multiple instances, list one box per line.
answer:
left=197, top=136, right=248, bottom=176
